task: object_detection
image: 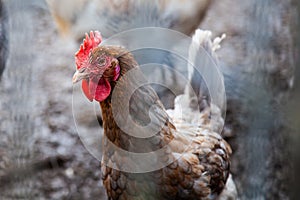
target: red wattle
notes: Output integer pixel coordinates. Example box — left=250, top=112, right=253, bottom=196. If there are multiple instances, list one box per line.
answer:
left=82, top=77, right=111, bottom=102
left=82, top=79, right=93, bottom=102
left=93, top=78, right=111, bottom=102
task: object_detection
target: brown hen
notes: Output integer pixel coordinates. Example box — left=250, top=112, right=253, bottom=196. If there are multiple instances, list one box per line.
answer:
left=72, top=30, right=233, bottom=200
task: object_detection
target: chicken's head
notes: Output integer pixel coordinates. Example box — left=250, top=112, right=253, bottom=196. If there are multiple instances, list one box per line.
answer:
left=73, top=31, right=120, bottom=102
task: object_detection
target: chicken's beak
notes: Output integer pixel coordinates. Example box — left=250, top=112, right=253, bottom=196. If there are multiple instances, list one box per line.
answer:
left=72, top=70, right=88, bottom=84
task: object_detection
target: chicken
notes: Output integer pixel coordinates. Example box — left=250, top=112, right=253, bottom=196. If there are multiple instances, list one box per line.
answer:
left=72, top=30, right=233, bottom=199
left=0, top=0, right=8, bottom=80
left=46, top=0, right=211, bottom=40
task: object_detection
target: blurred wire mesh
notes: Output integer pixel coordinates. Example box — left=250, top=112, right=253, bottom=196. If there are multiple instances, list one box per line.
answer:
left=0, top=0, right=299, bottom=199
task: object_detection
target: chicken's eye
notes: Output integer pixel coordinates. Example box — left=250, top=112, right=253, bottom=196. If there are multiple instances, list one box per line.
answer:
left=96, top=57, right=106, bottom=67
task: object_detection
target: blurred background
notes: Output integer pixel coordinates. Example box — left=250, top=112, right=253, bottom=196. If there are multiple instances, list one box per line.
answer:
left=0, top=0, right=299, bottom=199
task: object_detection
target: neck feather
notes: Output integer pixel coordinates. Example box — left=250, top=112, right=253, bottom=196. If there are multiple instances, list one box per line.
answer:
left=99, top=47, right=175, bottom=152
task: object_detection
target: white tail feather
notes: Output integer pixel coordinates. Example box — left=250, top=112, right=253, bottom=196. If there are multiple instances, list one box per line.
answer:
left=168, top=29, right=226, bottom=132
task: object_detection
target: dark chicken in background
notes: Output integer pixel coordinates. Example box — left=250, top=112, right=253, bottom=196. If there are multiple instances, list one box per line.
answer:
left=0, top=0, right=8, bottom=80
left=199, top=0, right=297, bottom=198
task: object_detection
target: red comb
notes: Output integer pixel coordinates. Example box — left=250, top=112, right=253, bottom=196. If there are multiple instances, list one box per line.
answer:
left=75, top=31, right=102, bottom=69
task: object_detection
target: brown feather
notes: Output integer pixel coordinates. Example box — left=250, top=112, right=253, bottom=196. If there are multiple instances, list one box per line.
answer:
left=92, top=46, right=232, bottom=200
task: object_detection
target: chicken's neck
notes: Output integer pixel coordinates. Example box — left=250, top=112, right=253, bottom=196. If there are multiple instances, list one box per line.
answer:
left=99, top=49, right=175, bottom=152
left=100, top=86, right=175, bottom=153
